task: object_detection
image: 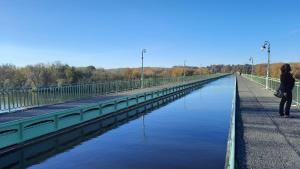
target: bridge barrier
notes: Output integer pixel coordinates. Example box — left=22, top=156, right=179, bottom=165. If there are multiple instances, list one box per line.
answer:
left=0, top=75, right=212, bottom=113
left=225, top=76, right=237, bottom=169
left=0, top=74, right=228, bottom=150
left=242, top=74, right=300, bottom=105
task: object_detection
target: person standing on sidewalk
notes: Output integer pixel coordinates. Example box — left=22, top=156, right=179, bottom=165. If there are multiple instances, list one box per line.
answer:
left=279, top=64, right=295, bottom=118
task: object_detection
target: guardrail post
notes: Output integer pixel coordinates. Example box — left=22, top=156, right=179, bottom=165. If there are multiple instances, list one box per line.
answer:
left=12, top=90, right=15, bottom=109
left=297, top=85, right=299, bottom=106
left=0, top=90, right=2, bottom=111
left=7, top=91, right=11, bottom=112
left=60, top=87, right=63, bottom=102
left=115, top=81, right=118, bottom=93
left=37, top=88, right=40, bottom=106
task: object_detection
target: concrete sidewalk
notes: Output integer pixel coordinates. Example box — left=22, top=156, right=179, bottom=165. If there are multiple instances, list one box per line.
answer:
left=236, top=76, right=300, bottom=169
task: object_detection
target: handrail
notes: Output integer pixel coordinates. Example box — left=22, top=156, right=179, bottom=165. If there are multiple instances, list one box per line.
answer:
left=225, top=75, right=237, bottom=169
left=0, top=75, right=217, bottom=113
left=242, top=74, right=300, bottom=105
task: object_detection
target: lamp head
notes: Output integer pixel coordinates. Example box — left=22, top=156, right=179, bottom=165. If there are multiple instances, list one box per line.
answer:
left=261, top=45, right=266, bottom=51
left=142, top=49, right=147, bottom=53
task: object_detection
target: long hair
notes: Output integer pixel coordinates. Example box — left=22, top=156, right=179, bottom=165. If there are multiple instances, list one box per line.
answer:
left=281, top=64, right=291, bottom=74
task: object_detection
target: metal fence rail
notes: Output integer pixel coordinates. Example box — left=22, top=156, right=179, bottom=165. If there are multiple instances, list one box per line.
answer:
left=0, top=75, right=212, bottom=113
left=0, top=74, right=228, bottom=149
left=242, top=74, right=300, bottom=105
left=225, top=76, right=237, bottom=169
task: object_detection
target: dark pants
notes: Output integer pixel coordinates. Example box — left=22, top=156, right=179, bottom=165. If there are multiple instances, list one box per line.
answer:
left=279, top=91, right=292, bottom=116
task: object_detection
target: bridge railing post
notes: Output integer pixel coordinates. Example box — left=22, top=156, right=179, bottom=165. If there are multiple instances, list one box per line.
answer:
left=0, top=90, right=2, bottom=111
left=7, top=90, right=11, bottom=112
left=296, top=83, right=300, bottom=106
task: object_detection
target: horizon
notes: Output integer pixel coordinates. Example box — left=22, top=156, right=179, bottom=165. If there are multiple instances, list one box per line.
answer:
left=2, top=61, right=300, bottom=70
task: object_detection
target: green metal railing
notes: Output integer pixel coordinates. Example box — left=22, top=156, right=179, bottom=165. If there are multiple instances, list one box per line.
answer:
left=242, top=74, right=300, bottom=105
left=0, top=74, right=227, bottom=149
left=225, top=76, right=237, bottom=169
left=0, top=75, right=212, bottom=113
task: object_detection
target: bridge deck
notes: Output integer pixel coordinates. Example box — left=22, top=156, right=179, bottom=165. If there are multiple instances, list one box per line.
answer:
left=0, top=84, right=174, bottom=124
left=236, top=76, right=300, bottom=169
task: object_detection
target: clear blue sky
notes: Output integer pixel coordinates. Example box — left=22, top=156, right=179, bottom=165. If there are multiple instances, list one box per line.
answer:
left=0, top=0, right=299, bottom=68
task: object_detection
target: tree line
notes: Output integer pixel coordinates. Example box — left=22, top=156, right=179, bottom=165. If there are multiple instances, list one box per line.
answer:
left=236, top=63, right=300, bottom=79
left=0, top=62, right=299, bottom=89
left=0, top=62, right=211, bottom=89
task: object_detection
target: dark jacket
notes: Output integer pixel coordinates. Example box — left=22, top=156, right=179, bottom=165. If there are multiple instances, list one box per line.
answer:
left=280, top=73, right=295, bottom=92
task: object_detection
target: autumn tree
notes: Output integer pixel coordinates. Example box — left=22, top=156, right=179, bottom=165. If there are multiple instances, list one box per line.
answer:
left=194, top=67, right=210, bottom=75
left=170, top=67, right=183, bottom=77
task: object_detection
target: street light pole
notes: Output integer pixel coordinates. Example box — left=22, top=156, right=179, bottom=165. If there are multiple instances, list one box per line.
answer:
left=141, top=49, right=146, bottom=88
left=261, top=41, right=271, bottom=89
left=183, top=60, right=186, bottom=80
left=249, top=57, right=254, bottom=79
